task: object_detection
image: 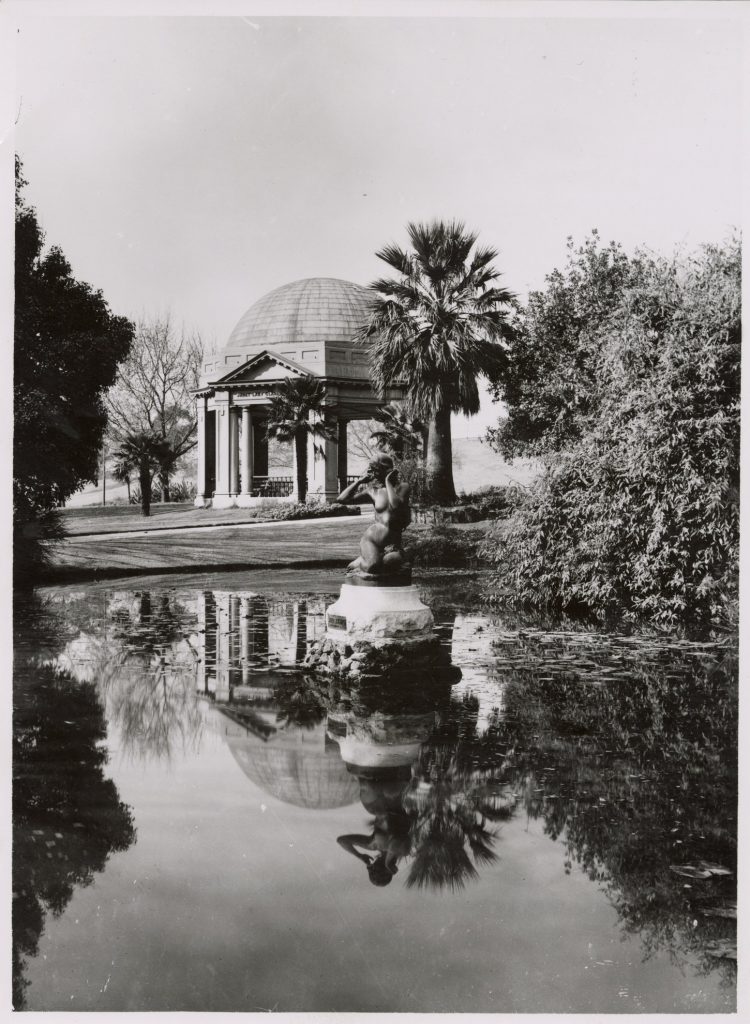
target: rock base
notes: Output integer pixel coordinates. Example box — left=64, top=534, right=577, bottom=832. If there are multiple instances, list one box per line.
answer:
left=303, top=633, right=461, bottom=687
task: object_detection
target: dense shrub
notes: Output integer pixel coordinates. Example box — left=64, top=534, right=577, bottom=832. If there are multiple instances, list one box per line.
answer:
left=396, top=455, right=429, bottom=506
left=455, top=485, right=523, bottom=520
left=483, top=236, right=740, bottom=630
left=13, top=508, right=65, bottom=585
left=129, top=486, right=162, bottom=506
left=405, top=526, right=483, bottom=568
left=167, top=479, right=197, bottom=502
left=251, top=502, right=360, bottom=522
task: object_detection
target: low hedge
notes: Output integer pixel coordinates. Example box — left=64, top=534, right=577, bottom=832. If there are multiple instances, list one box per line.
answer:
left=251, top=502, right=360, bottom=522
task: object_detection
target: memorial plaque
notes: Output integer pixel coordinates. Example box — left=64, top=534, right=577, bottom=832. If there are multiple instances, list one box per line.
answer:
left=327, top=613, right=347, bottom=630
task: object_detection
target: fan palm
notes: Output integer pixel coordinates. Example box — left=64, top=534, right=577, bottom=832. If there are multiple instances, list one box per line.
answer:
left=111, top=430, right=171, bottom=516
left=359, top=220, right=514, bottom=503
left=369, top=402, right=426, bottom=460
left=265, top=377, right=336, bottom=503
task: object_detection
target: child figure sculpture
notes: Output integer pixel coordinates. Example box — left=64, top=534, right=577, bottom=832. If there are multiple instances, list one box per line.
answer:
left=335, top=454, right=411, bottom=578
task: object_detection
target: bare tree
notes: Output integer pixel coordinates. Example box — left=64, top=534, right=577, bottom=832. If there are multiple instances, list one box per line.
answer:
left=347, top=420, right=380, bottom=463
left=106, top=315, right=203, bottom=501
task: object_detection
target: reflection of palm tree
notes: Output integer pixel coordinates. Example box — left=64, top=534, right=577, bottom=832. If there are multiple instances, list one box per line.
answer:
left=403, top=754, right=512, bottom=892
left=332, top=677, right=514, bottom=893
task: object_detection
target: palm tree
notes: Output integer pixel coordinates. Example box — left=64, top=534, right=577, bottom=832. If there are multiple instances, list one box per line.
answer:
left=111, top=456, right=133, bottom=503
left=359, top=220, right=514, bottom=504
left=111, top=431, right=171, bottom=516
left=265, top=378, right=336, bottom=503
left=369, top=402, right=426, bottom=460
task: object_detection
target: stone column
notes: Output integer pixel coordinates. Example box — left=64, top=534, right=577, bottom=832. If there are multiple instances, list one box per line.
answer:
left=194, top=395, right=209, bottom=507
left=237, top=408, right=254, bottom=507
left=307, top=411, right=339, bottom=503
left=195, top=591, right=207, bottom=692
left=215, top=592, right=231, bottom=702
left=337, top=419, right=348, bottom=495
left=229, top=410, right=240, bottom=497
left=212, top=392, right=235, bottom=509
left=240, top=596, right=250, bottom=685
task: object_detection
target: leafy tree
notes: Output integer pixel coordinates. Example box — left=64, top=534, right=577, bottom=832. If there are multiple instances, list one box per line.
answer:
left=359, top=220, right=514, bottom=503
left=111, top=431, right=171, bottom=516
left=486, top=232, right=634, bottom=460
left=265, top=377, right=336, bottom=503
left=484, top=234, right=741, bottom=628
left=105, top=315, right=202, bottom=501
left=14, top=157, right=134, bottom=579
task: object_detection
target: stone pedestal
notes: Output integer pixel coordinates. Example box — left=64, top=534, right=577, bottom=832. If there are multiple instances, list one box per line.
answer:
left=325, top=583, right=434, bottom=641
left=302, top=576, right=460, bottom=685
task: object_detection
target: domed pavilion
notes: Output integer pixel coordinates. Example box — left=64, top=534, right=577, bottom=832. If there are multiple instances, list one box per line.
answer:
left=194, top=277, right=404, bottom=507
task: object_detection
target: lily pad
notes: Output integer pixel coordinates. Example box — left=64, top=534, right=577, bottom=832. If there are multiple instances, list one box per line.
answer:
left=669, top=864, right=713, bottom=880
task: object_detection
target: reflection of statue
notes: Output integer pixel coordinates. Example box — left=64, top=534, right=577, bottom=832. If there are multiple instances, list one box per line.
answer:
left=337, top=773, right=413, bottom=886
left=336, top=454, right=411, bottom=577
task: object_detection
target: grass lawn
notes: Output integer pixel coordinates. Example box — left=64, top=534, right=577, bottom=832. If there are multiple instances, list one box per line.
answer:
left=60, top=502, right=303, bottom=536
left=42, top=515, right=490, bottom=583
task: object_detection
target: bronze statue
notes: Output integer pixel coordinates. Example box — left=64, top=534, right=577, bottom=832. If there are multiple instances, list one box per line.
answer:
left=335, top=454, right=411, bottom=577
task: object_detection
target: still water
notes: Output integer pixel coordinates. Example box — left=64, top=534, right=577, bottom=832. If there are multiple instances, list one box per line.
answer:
left=13, top=571, right=737, bottom=1012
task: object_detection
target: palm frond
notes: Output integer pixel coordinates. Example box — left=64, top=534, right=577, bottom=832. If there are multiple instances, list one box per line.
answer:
left=361, top=220, right=514, bottom=417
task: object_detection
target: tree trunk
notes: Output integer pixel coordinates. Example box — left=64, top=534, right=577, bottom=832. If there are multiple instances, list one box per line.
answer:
left=139, top=461, right=151, bottom=517
left=295, top=428, right=308, bottom=504
left=420, top=425, right=429, bottom=462
left=425, top=404, right=456, bottom=504
left=160, top=464, right=171, bottom=503
left=126, top=477, right=131, bottom=502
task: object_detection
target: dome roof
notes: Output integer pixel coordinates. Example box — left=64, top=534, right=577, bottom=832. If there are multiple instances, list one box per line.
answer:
left=224, top=277, right=373, bottom=352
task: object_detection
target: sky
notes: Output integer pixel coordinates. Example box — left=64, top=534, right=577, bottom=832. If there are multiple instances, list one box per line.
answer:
left=8, top=6, right=744, bottom=436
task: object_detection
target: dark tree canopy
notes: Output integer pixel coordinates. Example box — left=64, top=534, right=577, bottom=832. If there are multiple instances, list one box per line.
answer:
left=13, top=662, right=136, bottom=1008
left=14, top=158, right=134, bottom=564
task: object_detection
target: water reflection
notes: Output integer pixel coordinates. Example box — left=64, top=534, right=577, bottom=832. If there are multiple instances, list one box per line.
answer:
left=13, top=623, right=136, bottom=1008
left=14, top=585, right=738, bottom=1009
left=55, top=590, right=204, bottom=761
left=487, top=633, right=738, bottom=980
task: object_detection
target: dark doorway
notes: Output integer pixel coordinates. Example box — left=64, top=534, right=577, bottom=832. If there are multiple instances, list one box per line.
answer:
left=205, top=411, right=217, bottom=495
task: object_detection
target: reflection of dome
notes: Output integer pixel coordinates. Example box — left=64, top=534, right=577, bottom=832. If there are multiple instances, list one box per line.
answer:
left=225, top=278, right=372, bottom=351
left=222, top=717, right=359, bottom=810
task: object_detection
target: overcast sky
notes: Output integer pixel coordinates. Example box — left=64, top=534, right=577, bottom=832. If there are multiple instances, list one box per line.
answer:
left=11, top=10, right=743, bottom=436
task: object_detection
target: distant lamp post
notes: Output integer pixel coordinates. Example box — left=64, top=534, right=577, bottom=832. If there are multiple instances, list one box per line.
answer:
left=101, top=446, right=106, bottom=507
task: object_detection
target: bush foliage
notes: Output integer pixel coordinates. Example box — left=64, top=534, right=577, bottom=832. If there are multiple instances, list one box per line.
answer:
left=405, top=526, right=483, bottom=568
left=483, top=234, right=740, bottom=629
left=249, top=502, right=360, bottom=522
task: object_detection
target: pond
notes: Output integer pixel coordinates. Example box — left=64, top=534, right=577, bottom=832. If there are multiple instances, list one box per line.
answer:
left=13, top=571, right=737, bottom=1013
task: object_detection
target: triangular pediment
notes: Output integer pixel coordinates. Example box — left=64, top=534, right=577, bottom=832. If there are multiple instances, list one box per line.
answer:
left=211, top=350, right=311, bottom=386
